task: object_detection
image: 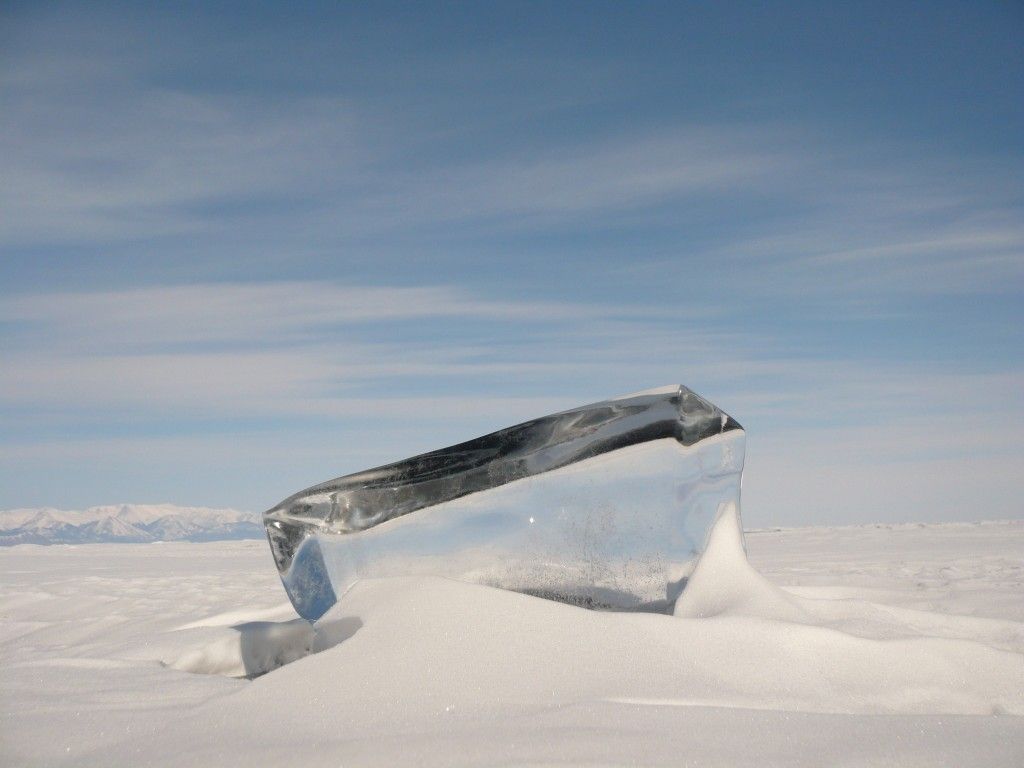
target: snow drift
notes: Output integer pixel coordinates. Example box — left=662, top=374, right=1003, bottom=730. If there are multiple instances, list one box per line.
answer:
left=2, top=517, right=1022, bottom=766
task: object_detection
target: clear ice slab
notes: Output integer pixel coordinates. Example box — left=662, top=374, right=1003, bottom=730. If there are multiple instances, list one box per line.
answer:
left=264, top=385, right=745, bottom=621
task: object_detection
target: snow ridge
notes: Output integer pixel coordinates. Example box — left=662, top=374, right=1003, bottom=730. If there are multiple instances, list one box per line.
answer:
left=0, top=503, right=262, bottom=545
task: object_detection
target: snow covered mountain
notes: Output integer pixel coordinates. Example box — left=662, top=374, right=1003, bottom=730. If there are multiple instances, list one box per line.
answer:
left=0, top=504, right=263, bottom=545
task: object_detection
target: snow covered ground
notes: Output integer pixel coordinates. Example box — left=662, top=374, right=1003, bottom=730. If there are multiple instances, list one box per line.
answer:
left=1, top=518, right=1022, bottom=766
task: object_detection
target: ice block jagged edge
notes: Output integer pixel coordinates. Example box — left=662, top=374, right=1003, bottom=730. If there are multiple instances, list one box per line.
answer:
left=264, top=384, right=742, bottom=614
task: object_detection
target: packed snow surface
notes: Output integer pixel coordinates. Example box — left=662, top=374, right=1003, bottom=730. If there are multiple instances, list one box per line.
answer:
left=2, top=517, right=1022, bottom=766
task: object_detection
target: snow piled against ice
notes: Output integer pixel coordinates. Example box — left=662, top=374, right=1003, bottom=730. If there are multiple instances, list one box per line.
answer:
left=1, top=517, right=1022, bottom=766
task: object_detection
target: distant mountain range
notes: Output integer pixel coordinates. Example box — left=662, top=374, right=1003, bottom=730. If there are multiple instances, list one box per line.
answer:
left=0, top=504, right=264, bottom=545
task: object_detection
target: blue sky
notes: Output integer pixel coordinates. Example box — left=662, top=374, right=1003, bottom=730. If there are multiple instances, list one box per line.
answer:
left=1, top=1, right=1022, bottom=526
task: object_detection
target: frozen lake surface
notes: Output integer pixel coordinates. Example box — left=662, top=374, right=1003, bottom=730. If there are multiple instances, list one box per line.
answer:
left=2, top=520, right=1022, bottom=766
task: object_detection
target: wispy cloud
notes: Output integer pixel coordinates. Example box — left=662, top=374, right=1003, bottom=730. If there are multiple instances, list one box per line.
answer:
left=1, top=5, right=1021, bottom=521
left=5, top=28, right=1019, bottom=310
left=0, top=281, right=693, bottom=351
left=0, top=91, right=360, bottom=243
left=0, top=89, right=790, bottom=246
left=0, top=281, right=718, bottom=417
left=357, top=127, right=789, bottom=228
left=3, top=281, right=1020, bottom=430
left=720, top=219, right=1024, bottom=297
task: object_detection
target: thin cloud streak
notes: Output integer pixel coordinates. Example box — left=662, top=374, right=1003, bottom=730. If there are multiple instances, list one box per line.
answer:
left=0, top=281, right=696, bottom=352
left=2, top=281, right=1020, bottom=442
left=360, top=127, right=789, bottom=226
left=1, top=5, right=1021, bottom=521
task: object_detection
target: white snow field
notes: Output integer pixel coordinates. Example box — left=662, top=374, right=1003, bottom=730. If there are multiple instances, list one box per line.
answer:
left=2, top=515, right=1022, bottom=767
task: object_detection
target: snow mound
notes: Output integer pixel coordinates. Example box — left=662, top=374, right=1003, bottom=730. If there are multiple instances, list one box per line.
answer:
left=674, top=502, right=810, bottom=621
left=166, top=505, right=1022, bottom=720
left=679, top=504, right=1024, bottom=655
left=2, top=518, right=1022, bottom=766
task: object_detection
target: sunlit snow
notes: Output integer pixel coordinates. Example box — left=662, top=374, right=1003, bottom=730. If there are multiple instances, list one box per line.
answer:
left=2, top=516, right=1022, bottom=766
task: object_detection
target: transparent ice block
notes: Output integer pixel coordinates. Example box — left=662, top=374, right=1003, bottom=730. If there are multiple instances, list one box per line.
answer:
left=264, top=385, right=745, bottom=621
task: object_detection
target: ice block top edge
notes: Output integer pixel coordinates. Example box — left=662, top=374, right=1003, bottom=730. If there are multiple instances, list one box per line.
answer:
left=264, top=384, right=742, bottom=575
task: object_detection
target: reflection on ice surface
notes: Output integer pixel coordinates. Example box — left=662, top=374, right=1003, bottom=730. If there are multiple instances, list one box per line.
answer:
left=264, top=385, right=745, bottom=620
